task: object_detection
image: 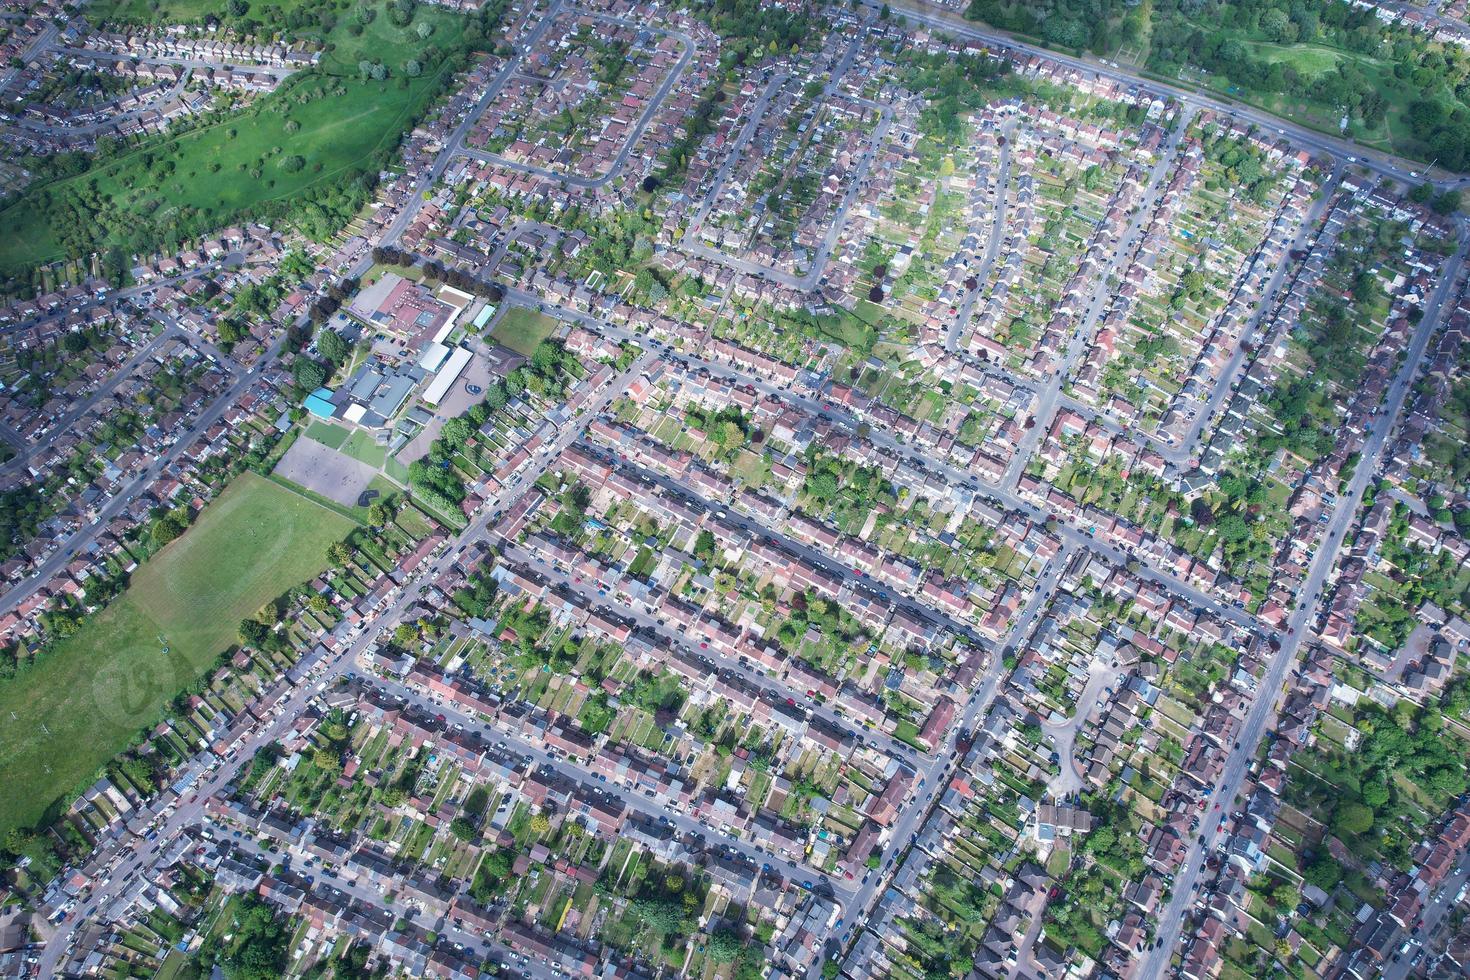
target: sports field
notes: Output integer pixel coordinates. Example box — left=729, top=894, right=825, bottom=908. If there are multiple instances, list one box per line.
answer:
left=0, top=472, right=351, bottom=836
left=492, top=307, right=560, bottom=356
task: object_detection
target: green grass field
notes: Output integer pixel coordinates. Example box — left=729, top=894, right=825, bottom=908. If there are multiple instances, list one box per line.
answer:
left=305, top=419, right=351, bottom=449
left=302, top=421, right=387, bottom=467
left=0, top=1, right=469, bottom=278
left=338, top=429, right=388, bottom=468
left=1242, top=40, right=1367, bottom=77
left=0, top=472, right=352, bottom=836
left=492, top=307, right=560, bottom=356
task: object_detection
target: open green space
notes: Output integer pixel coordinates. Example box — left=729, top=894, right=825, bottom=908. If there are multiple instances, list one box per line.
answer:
left=0, top=472, right=352, bottom=836
left=0, top=0, right=490, bottom=282
left=1241, top=39, right=1361, bottom=77
left=337, top=429, right=388, bottom=468
left=492, top=307, right=561, bottom=356
left=965, top=0, right=1470, bottom=170
left=301, top=421, right=388, bottom=466
left=305, top=419, right=351, bottom=449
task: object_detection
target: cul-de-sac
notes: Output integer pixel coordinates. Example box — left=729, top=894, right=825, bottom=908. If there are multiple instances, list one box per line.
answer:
left=2, top=0, right=1470, bottom=977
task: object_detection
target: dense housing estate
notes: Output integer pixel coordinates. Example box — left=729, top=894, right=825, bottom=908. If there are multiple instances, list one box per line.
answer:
left=0, top=0, right=1469, bottom=977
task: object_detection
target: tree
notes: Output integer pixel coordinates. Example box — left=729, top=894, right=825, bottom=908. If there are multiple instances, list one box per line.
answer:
left=151, top=511, right=189, bottom=548
left=1334, top=802, right=1374, bottom=836
left=317, top=329, right=349, bottom=364
left=213, top=895, right=288, bottom=980
left=707, top=929, right=744, bottom=963
left=293, top=356, right=327, bottom=392
left=327, top=541, right=353, bottom=567
left=1303, top=854, right=1342, bottom=891
left=312, top=747, right=342, bottom=775
left=238, top=619, right=269, bottom=648
left=580, top=692, right=614, bottom=735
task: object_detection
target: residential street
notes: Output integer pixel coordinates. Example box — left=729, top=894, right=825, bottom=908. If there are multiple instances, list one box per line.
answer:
left=9, top=2, right=1470, bottom=976
left=33, top=345, right=656, bottom=977
left=1142, top=219, right=1470, bottom=975
left=0, top=329, right=279, bottom=617
left=946, top=117, right=1015, bottom=353
left=1001, top=106, right=1195, bottom=490
left=511, top=289, right=1271, bottom=640
left=458, top=16, right=696, bottom=190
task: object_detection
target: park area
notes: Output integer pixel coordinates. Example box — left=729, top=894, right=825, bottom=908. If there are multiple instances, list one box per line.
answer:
left=0, top=472, right=351, bottom=836
left=0, top=0, right=475, bottom=280
left=491, top=307, right=560, bottom=356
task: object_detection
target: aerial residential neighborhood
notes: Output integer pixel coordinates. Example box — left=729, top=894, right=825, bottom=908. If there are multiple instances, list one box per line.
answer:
left=1, top=0, right=1470, bottom=978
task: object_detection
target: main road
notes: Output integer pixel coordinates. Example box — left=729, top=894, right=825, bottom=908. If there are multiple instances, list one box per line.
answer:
left=33, top=346, right=656, bottom=977
left=886, top=0, right=1468, bottom=190
left=1141, top=221, right=1469, bottom=976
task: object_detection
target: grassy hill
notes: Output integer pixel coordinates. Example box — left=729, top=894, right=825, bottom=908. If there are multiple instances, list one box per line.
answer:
left=0, top=0, right=489, bottom=281
left=0, top=472, right=351, bottom=836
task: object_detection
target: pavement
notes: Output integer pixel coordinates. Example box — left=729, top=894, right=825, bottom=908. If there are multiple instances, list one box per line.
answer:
left=576, top=442, right=1002, bottom=655
left=1040, top=656, right=1118, bottom=800
left=681, top=96, right=894, bottom=292
left=1380, top=849, right=1470, bottom=980
left=838, top=540, right=1074, bottom=959
left=222, top=831, right=561, bottom=980
left=1, top=0, right=566, bottom=619
left=1001, top=105, right=1195, bottom=490
left=1141, top=218, right=1470, bottom=976
left=0, top=20, right=59, bottom=92
left=530, top=288, right=1266, bottom=636
left=10, top=66, right=196, bottom=139
left=359, top=0, right=569, bottom=263
left=372, top=672, right=857, bottom=901
left=680, top=9, right=887, bottom=292
left=34, top=342, right=656, bottom=977
left=946, top=117, right=1015, bottom=353
left=886, top=0, right=1470, bottom=193
left=0, top=327, right=276, bottom=619
left=457, top=14, right=696, bottom=190
left=1058, top=161, right=1347, bottom=470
